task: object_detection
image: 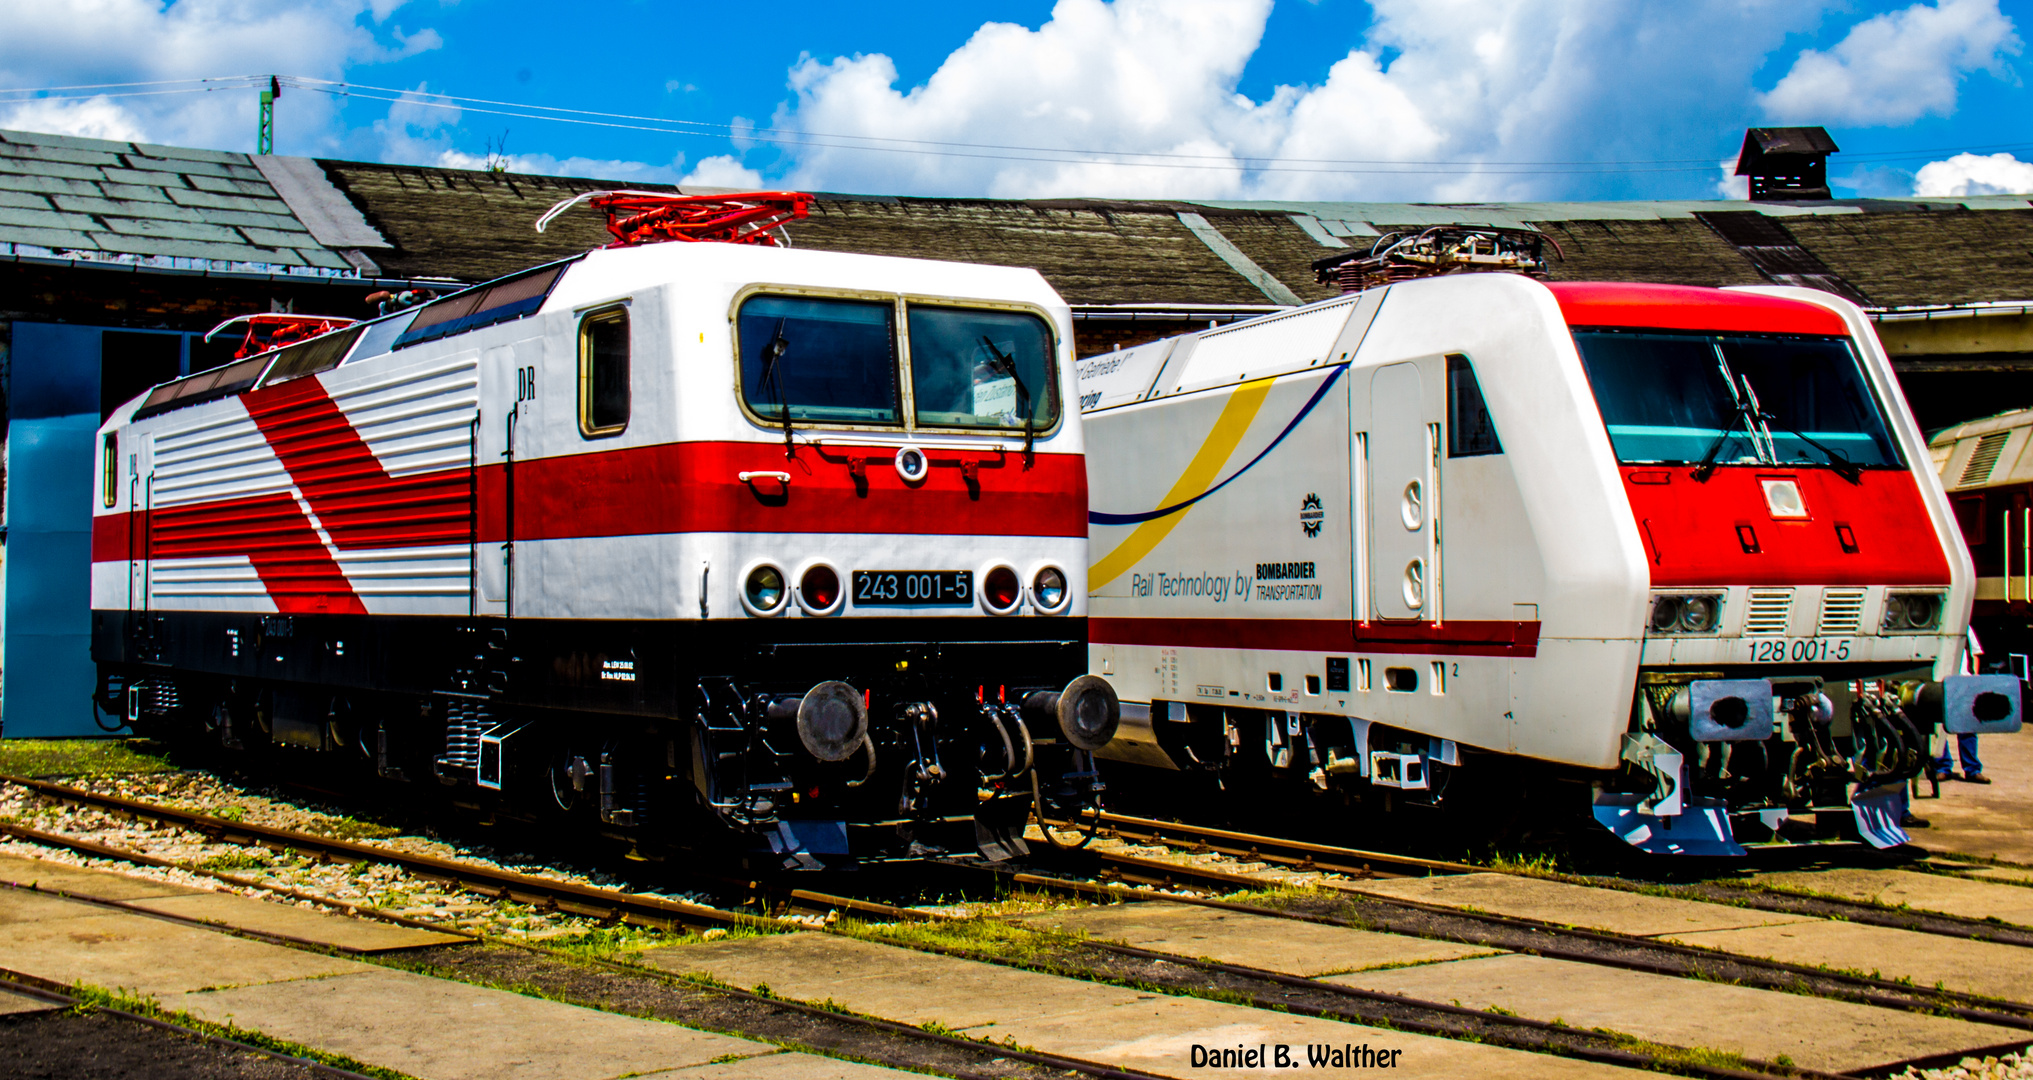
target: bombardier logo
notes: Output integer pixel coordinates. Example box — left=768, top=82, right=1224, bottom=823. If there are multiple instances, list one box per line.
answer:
left=1300, top=492, right=1325, bottom=537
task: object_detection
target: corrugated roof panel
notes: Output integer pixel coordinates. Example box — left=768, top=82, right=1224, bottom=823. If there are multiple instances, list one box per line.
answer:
left=0, top=156, right=101, bottom=181
left=91, top=231, right=306, bottom=264
left=2, top=226, right=98, bottom=249
left=100, top=216, right=245, bottom=243
left=0, top=205, right=96, bottom=231
left=0, top=130, right=131, bottom=153
left=0, top=142, right=123, bottom=168
left=130, top=141, right=245, bottom=164
left=163, top=187, right=289, bottom=214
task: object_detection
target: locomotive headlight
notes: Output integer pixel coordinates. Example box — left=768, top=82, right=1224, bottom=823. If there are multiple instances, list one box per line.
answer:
left=1649, top=596, right=1682, bottom=633
left=1031, top=566, right=1068, bottom=612
left=983, top=565, right=1022, bottom=614
left=743, top=564, right=788, bottom=615
left=1884, top=591, right=1946, bottom=632
left=1678, top=595, right=1720, bottom=633
left=1648, top=593, right=1722, bottom=635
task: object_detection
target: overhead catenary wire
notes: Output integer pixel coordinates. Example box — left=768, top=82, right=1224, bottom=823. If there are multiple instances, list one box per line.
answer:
left=0, top=72, right=2025, bottom=178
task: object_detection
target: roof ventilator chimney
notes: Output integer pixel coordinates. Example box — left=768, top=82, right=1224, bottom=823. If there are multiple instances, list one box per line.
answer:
left=1736, top=127, right=1838, bottom=202
left=1311, top=226, right=1559, bottom=294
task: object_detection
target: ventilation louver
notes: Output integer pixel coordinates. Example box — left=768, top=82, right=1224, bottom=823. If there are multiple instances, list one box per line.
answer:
left=1745, top=589, right=1794, bottom=636
left=1960, top=432, right=2010, bottom=488
left=1817, top=589, right=1866, bottom=636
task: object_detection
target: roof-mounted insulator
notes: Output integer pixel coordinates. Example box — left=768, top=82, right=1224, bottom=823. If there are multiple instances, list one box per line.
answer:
left=535, top=190, right=813, bottom=248
left=1736, top=127, right=1839, bottom=202
left=204, top=313, right=358, bottom=359
left=1311, top=226, right=1558, bottom=294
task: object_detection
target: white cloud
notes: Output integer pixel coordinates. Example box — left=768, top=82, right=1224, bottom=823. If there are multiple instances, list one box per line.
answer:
left=1914, top=151, right=2033, bottom=196
left=681, top=155, right=765, bottom=188
left=742, top=0, right=1857, bottom=201
left=434, top=147, right=683, bottom=183
left=1759, top=0, right=2019, bottom=126
left=0, top=0, right=439, bottom=154
left=0, top=95, right=146, bottom=142
left=1714, top=157, right=1749, bottom=200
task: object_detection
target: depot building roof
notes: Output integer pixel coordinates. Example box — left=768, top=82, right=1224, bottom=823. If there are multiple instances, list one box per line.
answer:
left=7, top=126, right=2033, bottom=314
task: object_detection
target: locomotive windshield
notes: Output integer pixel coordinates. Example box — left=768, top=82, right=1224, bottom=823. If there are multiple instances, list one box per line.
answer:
left=737, top=294, right=1057, bottom=432
left=1573, top=330, right=1903, bottom=470
left=738, top=296, right=900, bottom=424
left=906, top=306, right=1058, bottom=431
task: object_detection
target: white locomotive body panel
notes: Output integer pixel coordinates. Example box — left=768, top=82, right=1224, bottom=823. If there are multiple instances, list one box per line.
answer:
left=1083, top=273, right=2004, bottom=852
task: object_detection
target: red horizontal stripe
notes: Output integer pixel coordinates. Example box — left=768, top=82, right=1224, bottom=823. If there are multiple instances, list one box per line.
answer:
left=476, top=440, right=1086, bottom=542
left=94, top=440, right=1087, bottom=563
left=1548, top=282, right=1849, bottom=336
left=1091, top=618, right=1540, bottom=658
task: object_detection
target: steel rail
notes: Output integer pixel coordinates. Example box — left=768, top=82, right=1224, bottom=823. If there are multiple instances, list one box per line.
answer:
left=0, top=779, right=1174, bottom=1080
left=1049, top=808, right=1478, bottom=877
left=1077, top=847, right=2033, bottom=1030
left=5, top=773, right=1977, bottom=1080
left=1072, top=807, right=2033, bottom=949
left=0, top=773, right=771, bottom=933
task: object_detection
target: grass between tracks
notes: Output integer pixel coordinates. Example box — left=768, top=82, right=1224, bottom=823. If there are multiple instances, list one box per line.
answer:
left=0, top=738, right=178, bottom=779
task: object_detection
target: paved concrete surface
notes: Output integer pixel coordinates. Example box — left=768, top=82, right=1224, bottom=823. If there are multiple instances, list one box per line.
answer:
left=1327, top=951, right=2027, bottom=1072
left=1018, top=901, right=1498, bottom=975
left=0, top=852, right=203, bottom=900
left=130, top=891, right=467, bottom=951
left=644, top=930, right=1640, bottom=1079
left=1750, top=867, right=2033, bottom=926
left=0, top=908, right=361, bottom=997
left=1915, top=727, right=2033, bottom=864
left=1335, top=872, right=1816, bottom=936
left=0, top=883, right=911, bottom=1080
left=177, top=967, right=772, bottom=1080
left=1663, top=918, right=2033, bottom=1002
left=0, top=851, right=461, bottom=951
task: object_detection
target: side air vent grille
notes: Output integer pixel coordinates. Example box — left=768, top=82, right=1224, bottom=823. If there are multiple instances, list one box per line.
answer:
left=1960, top=432, right=2010, bottom=487
left=1818, top=589, right=1866, bottom=636
left=1745, top=589, right=1794, bottom=636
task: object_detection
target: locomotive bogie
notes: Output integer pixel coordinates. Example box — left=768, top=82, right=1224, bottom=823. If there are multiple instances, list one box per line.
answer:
left=92, top=240, right=1115, bottom=864
left=1082, top=273, right=2012, bottom=854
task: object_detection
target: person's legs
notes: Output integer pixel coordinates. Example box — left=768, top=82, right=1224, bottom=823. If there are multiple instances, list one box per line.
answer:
left=1957, top=733, right=1986, bottom=780
left=1933, top=733, right=1956, bottom=780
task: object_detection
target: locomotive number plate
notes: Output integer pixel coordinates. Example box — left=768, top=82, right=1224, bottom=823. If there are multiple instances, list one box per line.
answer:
left=1745, top=638, right=1853, bottom=663
left=853, top=570, right=973, bottom=606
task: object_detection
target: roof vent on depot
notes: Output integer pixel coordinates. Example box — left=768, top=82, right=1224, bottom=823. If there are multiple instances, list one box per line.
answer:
left=1735, top=127, right=1839, bottom=202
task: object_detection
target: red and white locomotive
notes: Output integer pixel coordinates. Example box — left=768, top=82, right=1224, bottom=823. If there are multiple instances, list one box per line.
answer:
left=91, top=193, right=1119, bottom=865
left=1080, top=236, right=2019, bottom=855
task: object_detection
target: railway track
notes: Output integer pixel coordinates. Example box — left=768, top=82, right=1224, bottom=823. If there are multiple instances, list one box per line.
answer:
left=7, top=772, right=2027, bottom=1080
left=1034, top=811, right=2033, bottom=1034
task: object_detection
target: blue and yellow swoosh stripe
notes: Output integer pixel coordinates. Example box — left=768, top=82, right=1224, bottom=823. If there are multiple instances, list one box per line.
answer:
left=1089, top=366, right=1344, bottom=590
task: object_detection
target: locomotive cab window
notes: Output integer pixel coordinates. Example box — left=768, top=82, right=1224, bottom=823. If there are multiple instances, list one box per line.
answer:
left=1573, top=330, right=1902, bottom=470
left=1446, top=354, right=1501, bottom=457
left=907, top=305, right=1058, bottom=432
left=578, top=306, right=631, bottom=437
left=737, top=295, right=898, bottom=425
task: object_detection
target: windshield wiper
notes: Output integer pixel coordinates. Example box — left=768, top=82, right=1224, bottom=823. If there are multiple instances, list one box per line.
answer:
left=760, top=318, right=794, bottom=457
left=1768, top=420, right=1864, bottom=484
left=1692, top=362, right=1777, bottom=482
left=979, top=335, right=1034, bottom=463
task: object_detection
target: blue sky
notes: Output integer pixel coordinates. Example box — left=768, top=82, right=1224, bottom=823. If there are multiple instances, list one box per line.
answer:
left=2, top=0, right=2029, bottom=202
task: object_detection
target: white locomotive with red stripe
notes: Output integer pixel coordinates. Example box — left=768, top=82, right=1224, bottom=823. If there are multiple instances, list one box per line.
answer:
left=91, top=195, right=1120, bottom=865
left=1080, top=269, right=2019, bottom=854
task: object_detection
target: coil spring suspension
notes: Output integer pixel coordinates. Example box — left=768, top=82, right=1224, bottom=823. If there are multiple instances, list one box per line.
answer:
left=435, top=696, right=490, bottom=778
